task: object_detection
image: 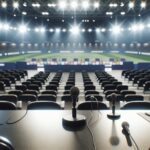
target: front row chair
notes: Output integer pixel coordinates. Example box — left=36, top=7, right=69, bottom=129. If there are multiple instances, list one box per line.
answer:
left=0, top=101, right=16, bottom=110
left=77, top=101, right=108, bottom=110
left=27, top=101, right=61, bottom=110
left=121, top=101, right=150, bottom=110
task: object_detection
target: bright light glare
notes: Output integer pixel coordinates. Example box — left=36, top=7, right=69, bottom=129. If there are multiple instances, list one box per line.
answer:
left=131, top=24, right=144, bottom=32
left=40, top=27, right=46, bottom=33
left=112, top=25, right=121, bottom=34
left=82, top=1, right=90, bottom=10
left=35, top=28, right=39, bottom=32
left=19, top=25, right=27, bottom=33
left=141, top=1, right=146, bottom=8
left=56, top=28, right=61, bottom=33
left=3, top=24, right=9, bottom=30
left=2, top=2, right=7, bottom=8
left=96, top=28, right=100, bottom=33
left=131, top=24, right=138, bottom=32
left=70, top=1, right=78, bottom=9
left=58, top=1, right=67, bottom=10
left=13, top=2, right=19, bottom=8
left=94, top=2, right=99, bottom=8
left=70, top=25, right=80, bottom=34
left=129, top=2, right=134, bottom=9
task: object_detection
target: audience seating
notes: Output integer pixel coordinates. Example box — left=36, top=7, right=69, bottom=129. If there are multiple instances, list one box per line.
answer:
left=85, top=95, right=103, bottom=101
left=124, top=95, right=144, bottom=102
left=38, top=94, right=56, bottom=102
left=0, top=94, right=18, bottom=104
left=0, top=101, right=16, bottom=110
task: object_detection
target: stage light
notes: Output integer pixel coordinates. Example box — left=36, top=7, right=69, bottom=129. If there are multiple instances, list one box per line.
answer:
left=13, top=2, right=19, bottom=9
left=58, top=1, right=67, bottom=10
left=40, top=27, right=46, bottom=33
left=94, top=2, right=99, bottom=8
left=22, top=12, right=27, bottom=15
left=47, top=3, right=56, bottom=7
left=112, top=25, right=121, bottom=34
left=147, top=24, right=150, bottom=28
left=96, top=28, right=100, bottom=33
left=70, top=25, right=80, bottom=34
left=81, top=29, right=86, bottom=32
left=3, top=24, right=9, bottom=31
left=101, top=28, right=106, bottom=32
left=120, top=2, right=124, bottom=7
left=121, top=12, right=125, bottom=15
left=49, top=28, right=54, bottom=32
left=1, top=2, right=7, bottom=8
left=141, top=1, right=146, bottom=8
left=129, top=1, right=134, bottom=9
left=35, top=28, right=40, bottom=32
left=82, top=1, right=90, bottom=10
left=109, top=3, right=118, bottom=8
left=23, top=2, right=27, bottom=7
left=70, top=1, right=78, bottom=10
left=138, top=24, right=144, bottom=30
left=131, top=24, right=138, bottom=32
left=42, top=12, right=49, bottom=15
left=88, top=28, right=92, bottom=32
left=56, top=28, right=61, bottom=33
left=18, top=25, right=27, bottom=34
left=62, top=28, right=66, bottom=32
left=0, top=23, right=2, bottom=30
left=32, top=3, right=40, bottom=8
left=106, top=12, right=113, bottom=15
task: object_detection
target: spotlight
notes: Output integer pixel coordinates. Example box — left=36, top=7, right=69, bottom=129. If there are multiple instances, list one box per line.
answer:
left=81, top=29, right=86, bottom=32
left=96, top=28, right=100, bottom=33
left=88, top=28, right=92, bottom=32
left=101, top=28, right=106, bottom=32
left=35, top=28, right=39, bottom=32
left=121, top=12, right=125, bottom=15
left=58, top=1, right=67, bottom=10
left=141, top=1, right=146, bottom=8
left=112, top=25, right=121, bottom=34
left=70, top=25, right=80, bottom=34
left=22, top=12, right=27, bottom=15
left=70, top=1, right=78, bottom=10
left=131, top=24, right=138, bottom=32
left=1, top=2, right=7, bottom=8
left=18, top=25, right=27, bottom=33
left=32, top=3, right=40, bottom=8
left=62, top=28, right=66, bottom=32
left=3, top=24, right=9, bottom=31
left=93, top=2, right=99, bottom=8
left=0, top=23, right=2, bottom=30
left=56, top=28, right=61, bottom=33
left=129, top=1, right=134, bottom=9
left=13, top=2, right=19, bottom=9
left=49, top=28, right=54, bottom=32
left=138, top=24, right=144, bottom=30
left=40, top=27, right=46, bottom=33
left=82, top=1, right=90, bottom=10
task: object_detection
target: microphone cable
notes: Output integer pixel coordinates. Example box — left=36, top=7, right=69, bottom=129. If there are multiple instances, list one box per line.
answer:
left=129, top=134, right=140, bottom=150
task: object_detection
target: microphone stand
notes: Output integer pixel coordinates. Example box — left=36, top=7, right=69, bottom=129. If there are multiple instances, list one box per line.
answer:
left=107, top=95, right=120, bottom=120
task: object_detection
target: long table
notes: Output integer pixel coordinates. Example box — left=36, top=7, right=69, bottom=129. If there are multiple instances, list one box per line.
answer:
left=0, top=110, right=150, bottom=150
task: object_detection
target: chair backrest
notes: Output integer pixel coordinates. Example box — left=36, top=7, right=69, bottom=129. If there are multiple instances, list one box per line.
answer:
left=46, top=85, right=57, bottom=91
left=106, top=94, right=124, bottom=101
left=85, top=90, right=99, bottom=96
left=124, top=94, right=144, bottom=102
left=116, top=85, right=128, bottom=92
left=77, top=101, right=107, bottom=110
left=15, top=85, right=27, bottom=92
left=0, top=101, right=16, bottom=110
left=41, top=90, right=57, bottom=96
left=85, top=95, right=103, bottom=101
left=120, top=90, right=136, bottom=97
left=0, top=81, right=5, bottom=91
left=8, top=90, right=23, bottom=97
left=38, top=94, right=56, bottom=101
left=121, top=101, right=150, bottom=110
left=0, top=95, right=18, bottom=104
left=18, top=94, right=37, bottom=102
left=28, top=84, right=39, bottom=91
left=61, top=95, right=72, bottom=101
left=84, top=85, right=95, bottom=91
left=23, top=90, right=38, bottom=96
left=27, top=101, right=61, bottom=110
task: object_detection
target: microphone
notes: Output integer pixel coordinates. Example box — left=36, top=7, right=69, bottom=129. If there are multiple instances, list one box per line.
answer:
left=122, top=121, right=130, bottom=135
left=107, top=93, right=120, bottom=119
left=70, top=86, right=80, bottom=118
left=62, top=86, right=86, bottom=130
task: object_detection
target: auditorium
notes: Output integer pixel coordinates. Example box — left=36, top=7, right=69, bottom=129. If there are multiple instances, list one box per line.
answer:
left=0, top=0, right=150, bottom=150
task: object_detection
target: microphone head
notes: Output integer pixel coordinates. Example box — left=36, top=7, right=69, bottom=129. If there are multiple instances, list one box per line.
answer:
left=122, top=121, right=129, bottom=129
left=70, top=86, right=80, bottom=97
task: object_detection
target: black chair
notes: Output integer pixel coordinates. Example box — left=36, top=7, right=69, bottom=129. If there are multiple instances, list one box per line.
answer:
left=103, top=84, right=116, bottom=93
left=120, top=90, right=136, bottom=98
left=38, top=94, right=56, bottom=102
left=0, top=81, right=5, bottom=92
left=27, top=101, right=61, bottom=110
left=77, top=101, right=108, bottom=110
left=85, top=95, right=103, bottom=101
left=65, top=85, right=74, bottom=90
left=0, top=101, right=16, bottom=110
left=106, top=94, right=124, bottom=101
left=85, top=90, right=99, bottom=96
left=0, top=95, right=18, bottom=104
left=28, top=84, right=40, bottom=91
left=61, top=95, right=72, bottom=101
left=18, top=94, right=36, bottom=102
left=121, top=101, right=150, bottom=110
left=23, top=90, right=38, bottom=96
left=46, top=85, right=57, bottom=91
left=144, top=81, right=150, bottom=94
left=84, top=85, right=95, bottom=91
left=116, top=85, right=128, bottom=92
left=124, top=95, right=144, bottom=102
left=41, top=90, right=57, bottom=96
left=104, top=90, right=120, bottom=97
left=8, top=90, right=23, bottom=97
left=15, top=85, right=27, bottom=92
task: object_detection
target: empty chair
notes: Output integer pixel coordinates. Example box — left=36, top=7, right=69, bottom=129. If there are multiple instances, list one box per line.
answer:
left=116, top=85, right=128, bottom=92
left=22, top=81, right=31, bottom=87
left=0, top=81, right=5, bottom=92
left=65, top=85, right=74, bottom=90
left=121, top=101, right=150, bottom=110
left=85, top=90, right=99, bottom=96
left=103, top=84, right=116, bottom=93
left=101, top=81, right=112, bottom=89
left=8, top=90, right=23, bottom=97
left=77, top=101, right=107, bottom=110
left=38, top=94, right=56, bottom=102
left=85, top=95, right=103, bottom=101
left=28, top=84, right=39, bottom=91
left=18, top=94, right=36, bottom=102
left=112, top=81, right=122, bottom=87
left=46, top=85, right=57, bottom=91
left=106, top=94, right=124, bottom=101
left=0, top=94, right=18, bottom=104
left=120, top=90, right=136, bottom=97
left=0, top=101, right=16, bottom=110
left=61, top=95, right=72, bottom=101
left=23, top=90, right=38, bottom=96
left=104, top=90, right=120, bottom=97
left=63, top=90, right=70, bottom=95
left=15, top=85, right=27, bottom=92
left=41, top=90, right=57, bottom=96
left=144, top=81, right=150, bottom=94
left=124, top=94, right=144, bottom=102
left=27, top=101, right=61, bottom=110
left=84, top=85, right=95, bottom=91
